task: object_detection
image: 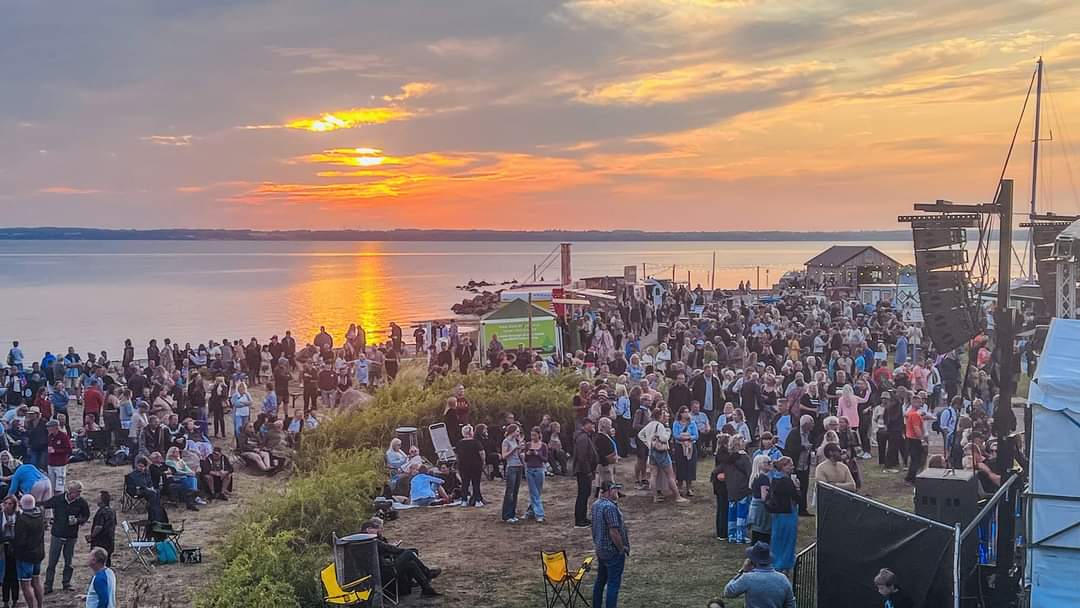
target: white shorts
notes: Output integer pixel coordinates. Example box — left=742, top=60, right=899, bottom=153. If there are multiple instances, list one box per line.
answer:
left=48, top=465, right=67, bottom=493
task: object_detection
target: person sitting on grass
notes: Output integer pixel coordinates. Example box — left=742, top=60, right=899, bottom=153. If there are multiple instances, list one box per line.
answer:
left=409, top=466, right=450, bottom=506
left=200, top=446, right=234, bottom=501
left=237, top=422, right=272, bottom=473
left=261, top=420, right=293, bottom=473
left=385, top=438, right=408, bottom=476
left=360, top=518, right=442, bottom=598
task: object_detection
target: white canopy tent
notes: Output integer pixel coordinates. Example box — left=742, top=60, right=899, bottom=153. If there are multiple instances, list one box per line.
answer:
left=1026, top=318, right=1080, bottom=607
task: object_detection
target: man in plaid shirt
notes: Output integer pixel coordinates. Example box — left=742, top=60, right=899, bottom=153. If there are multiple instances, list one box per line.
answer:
left=591, top=481, right=629, bottom=608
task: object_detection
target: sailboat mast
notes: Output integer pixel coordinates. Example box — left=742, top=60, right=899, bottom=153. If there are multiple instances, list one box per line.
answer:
left=1029, top=56, right=1043, bottom=279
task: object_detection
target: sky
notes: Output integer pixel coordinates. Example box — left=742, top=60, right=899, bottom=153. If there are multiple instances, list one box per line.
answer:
left=3, top=0, right=1080, bottom=231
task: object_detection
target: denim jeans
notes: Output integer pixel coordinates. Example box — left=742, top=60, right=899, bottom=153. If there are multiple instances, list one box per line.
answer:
left=233, top=414, right=249, bottom=441
left=502, top=466, right=523, bottom=521
left=45, top=535, right=77, bottom=590
left=592, top=553, right=625, bottom=608
left=27, top=449, right=46, bottom=471
left=728, top=496, right=751, bottom=542
left=524, top=467, right=545, bottom=519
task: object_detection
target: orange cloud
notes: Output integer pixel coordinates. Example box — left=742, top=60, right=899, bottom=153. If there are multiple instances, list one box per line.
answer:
left=382, top=82, right=437, bottom=102
left=241, top=107, right=412, bottom=132
left=231, top=151, right=601, bottom=210
left=37, top=186, right=101, bottom=195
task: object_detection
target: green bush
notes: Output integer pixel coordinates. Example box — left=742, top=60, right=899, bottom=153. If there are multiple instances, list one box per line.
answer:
left=203, top=367, right=580, bottom=607
left=298, top=370, right=579, bottom=470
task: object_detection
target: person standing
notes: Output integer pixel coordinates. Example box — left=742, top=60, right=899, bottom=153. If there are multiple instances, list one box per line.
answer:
left=691, top=367, right=722, bottom=429
left=45, top=420, right=71, bottom=494
left=43, top=480, right=90, bottom=594
left=903, top=402, right=926, bottom=483
left=523, top=427, right=549, bottom=523
left=500, top=424, right=524, bottom=523
left=767, top=458, right=800, bottom=573
left=1, top=495, right=19, bottom=608
left=456, top=425, right=485, bottom=507
left=229, top=382, right=252, bottom=444
left=573, top=418, right=599, bottom=528
left=87, top=492, right=116, bottom=567
left=12, top=494, right=45, bottom=608
left=722, top=541, right=795, bottom=608
left=782, top=415, right=815, bottom=516
left=591, top=481, right=629, bottom=608
left=83, top=546, right=116, bottom=608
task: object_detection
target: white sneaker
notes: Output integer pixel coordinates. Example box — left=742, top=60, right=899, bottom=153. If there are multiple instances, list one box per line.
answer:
left=505, top=517, right=520, bottom=524
left=474, top=501, right=485, bottom=508
left=195, top=497, right=208, bottom=505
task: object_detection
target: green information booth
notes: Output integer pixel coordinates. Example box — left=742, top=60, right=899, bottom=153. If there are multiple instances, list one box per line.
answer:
left=479, top=299, right=562, bottom=361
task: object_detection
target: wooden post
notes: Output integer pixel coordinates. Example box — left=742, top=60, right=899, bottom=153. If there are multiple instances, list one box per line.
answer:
left=711, top=251, right=716, bottom=291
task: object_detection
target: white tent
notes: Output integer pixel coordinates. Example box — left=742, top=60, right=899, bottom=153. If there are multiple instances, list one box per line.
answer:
left=1026, top=318, right=1080, bottom=607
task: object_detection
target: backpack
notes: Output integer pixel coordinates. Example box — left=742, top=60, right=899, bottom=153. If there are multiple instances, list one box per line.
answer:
left=156, top=540, right=179, bottom=564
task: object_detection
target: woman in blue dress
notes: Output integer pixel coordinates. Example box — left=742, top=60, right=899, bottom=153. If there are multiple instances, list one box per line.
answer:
left=768, top=456, right=800, bottom=572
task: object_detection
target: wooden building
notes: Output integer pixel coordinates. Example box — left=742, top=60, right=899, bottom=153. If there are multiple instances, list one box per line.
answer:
left=804, top=245, right=900, bottom=287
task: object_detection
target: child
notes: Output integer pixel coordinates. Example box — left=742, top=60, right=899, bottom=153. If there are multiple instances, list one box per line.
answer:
left=873, top=568, right=914, bottom=608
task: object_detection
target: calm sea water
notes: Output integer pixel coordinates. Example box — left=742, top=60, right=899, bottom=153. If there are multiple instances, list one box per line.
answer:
left=0, top=240, right=915, bottom=359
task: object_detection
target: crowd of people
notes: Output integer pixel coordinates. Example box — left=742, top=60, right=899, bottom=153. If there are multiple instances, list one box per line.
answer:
left=381, top=284, right=1023, bottom=607
left=3, top=280, right=1026, bottom=606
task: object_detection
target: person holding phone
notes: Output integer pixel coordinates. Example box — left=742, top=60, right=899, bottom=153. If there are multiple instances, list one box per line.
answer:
left=500, top=423, right=524, bottom=523
left=523, top=427, right=549, bottom=522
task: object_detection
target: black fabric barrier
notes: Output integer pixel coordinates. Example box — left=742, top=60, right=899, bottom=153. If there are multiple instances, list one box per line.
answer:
left=817, top=483, right=954, bottom=607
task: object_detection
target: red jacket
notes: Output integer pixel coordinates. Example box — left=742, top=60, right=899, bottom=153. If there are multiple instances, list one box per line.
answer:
left=83, top=388, right=104, bottom=416
left=47, top=431, right=72, bottom=467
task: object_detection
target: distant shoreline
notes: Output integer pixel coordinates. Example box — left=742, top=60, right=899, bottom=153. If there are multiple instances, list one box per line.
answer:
left=0, top=227, right=925, bottom=241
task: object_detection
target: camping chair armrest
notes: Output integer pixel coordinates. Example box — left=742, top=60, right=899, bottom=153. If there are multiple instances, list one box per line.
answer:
left=581, top=556, right=595, bottom=569
left=340, top=575, right=372, bottom=591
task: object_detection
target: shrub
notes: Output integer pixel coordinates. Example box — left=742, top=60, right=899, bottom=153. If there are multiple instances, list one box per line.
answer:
left=203, top=367, right=580, bottom=607
left=298, top=369, right=579, bottom=469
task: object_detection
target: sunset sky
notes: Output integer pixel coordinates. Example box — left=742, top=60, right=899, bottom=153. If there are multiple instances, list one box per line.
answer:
left=3, top=0, right=1080, bottom=231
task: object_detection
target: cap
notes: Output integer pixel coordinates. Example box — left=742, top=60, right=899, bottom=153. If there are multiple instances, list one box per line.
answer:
left=27, top=406, right=40, bottom=414
left=746, top=541, right=772, bottom=566
left=46, top=419, right=60, bottom=427
left=599, top=481, right=622, bottom=493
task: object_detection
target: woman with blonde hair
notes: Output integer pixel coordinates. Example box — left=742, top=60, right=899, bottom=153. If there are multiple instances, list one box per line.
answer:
left=230, top=381, right=252, bottom=443
left=642, top=409, right=687, bottom=504
left=747, top=454, right=773, bottom=543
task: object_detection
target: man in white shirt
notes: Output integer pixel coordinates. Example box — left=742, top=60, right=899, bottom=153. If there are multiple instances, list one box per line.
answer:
left=82, top=546, right=116, bottom=608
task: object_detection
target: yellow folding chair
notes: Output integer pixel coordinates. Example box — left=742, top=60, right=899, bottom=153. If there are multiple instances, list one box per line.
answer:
left=541, top=550, right=594, bottom=608
left=320, top=563, right=373, bottom=607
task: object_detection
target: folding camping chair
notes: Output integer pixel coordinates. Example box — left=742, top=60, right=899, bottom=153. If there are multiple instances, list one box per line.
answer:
left=428, top=423, right=457, bottom=467
left=120, top=483, right=147, bottom=513
left=320, top=563, right=373, bottom=607
left=121, top=521, right=157, bottom=573
left=540, top=550, right=594, bottom=608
